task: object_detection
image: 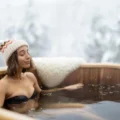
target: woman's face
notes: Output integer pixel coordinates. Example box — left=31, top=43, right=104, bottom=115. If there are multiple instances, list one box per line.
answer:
left=17, top=45, right=31, bottom=68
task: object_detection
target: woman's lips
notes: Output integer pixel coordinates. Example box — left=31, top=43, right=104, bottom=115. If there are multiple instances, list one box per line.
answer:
left=24, top=61, right=30, bottom=64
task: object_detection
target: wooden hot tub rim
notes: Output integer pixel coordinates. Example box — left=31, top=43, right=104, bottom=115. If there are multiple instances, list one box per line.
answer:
left=62, top=63, right=120, bottom=86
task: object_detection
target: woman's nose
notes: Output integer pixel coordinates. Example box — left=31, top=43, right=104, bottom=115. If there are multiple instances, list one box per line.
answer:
left=26, top=53, right=30, bottom=59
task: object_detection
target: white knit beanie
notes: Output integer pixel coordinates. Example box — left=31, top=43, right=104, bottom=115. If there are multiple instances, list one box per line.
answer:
left=0, top=40, right=29, bottom=64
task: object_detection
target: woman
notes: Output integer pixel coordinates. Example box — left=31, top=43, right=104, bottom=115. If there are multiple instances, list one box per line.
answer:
left=0, top=40, right=41, bottom=113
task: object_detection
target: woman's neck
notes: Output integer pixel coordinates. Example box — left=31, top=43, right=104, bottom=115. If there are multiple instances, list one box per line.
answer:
left=14, top=68, right=23, bottom=80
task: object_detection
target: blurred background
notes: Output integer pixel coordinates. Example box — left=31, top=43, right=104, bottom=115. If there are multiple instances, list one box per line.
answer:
left=0, top=0, right=120, bottom=66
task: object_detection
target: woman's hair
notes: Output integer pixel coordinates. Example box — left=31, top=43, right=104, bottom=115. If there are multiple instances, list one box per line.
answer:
left=7, top=50, right=35, bottom=77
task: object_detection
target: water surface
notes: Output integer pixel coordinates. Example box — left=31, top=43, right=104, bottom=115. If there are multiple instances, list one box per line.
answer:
left=28, top=84, right=120, bottom=120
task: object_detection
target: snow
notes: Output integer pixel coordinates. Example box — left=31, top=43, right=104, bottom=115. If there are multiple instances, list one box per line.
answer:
left=0, top=0, right=120, bottom=66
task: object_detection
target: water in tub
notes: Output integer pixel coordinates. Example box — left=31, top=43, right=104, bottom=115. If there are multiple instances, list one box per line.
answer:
left=27, top=84, right=120, bottom=120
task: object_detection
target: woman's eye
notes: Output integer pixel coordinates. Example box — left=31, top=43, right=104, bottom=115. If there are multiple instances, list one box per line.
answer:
left=20, top=54, right=24, bottom=56
left=20, top=52, right=25, bottom=56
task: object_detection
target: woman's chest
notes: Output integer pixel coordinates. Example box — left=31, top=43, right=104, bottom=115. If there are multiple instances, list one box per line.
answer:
left=6, top=78, right=34, bottom=98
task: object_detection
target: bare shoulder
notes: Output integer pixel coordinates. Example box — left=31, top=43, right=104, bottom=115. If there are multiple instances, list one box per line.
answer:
left=0, top=75, right=8, bottom=84
left=0, top=78, right=7, bottom=92
left=25, top=72, right=37, bottom=82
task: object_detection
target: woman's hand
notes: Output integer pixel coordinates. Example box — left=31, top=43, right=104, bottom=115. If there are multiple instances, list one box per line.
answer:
left=64, top=83, right=83, bottom=90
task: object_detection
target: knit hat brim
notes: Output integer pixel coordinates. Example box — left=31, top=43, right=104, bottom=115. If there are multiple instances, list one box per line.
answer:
left=1, top=40, right=28, bottom=64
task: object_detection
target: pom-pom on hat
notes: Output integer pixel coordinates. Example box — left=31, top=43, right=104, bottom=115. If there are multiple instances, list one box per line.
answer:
left=0, top=40, right=29, bottom=64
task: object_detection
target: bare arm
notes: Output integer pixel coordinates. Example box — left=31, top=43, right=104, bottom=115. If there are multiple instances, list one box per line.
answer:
left=0, top=81, right=6, bottom=107
left=41, top=83, right=84, bottom=93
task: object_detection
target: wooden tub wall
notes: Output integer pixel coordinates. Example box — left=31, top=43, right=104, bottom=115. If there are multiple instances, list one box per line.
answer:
left=61, top=63, right=120, bottom=86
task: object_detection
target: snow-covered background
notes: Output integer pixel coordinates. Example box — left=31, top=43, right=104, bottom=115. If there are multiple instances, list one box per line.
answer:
left=0, top=0, right=120, bottom=66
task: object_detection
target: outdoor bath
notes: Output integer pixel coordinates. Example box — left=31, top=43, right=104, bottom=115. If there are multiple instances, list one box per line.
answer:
left=0, top=57, right=120, bottom=120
